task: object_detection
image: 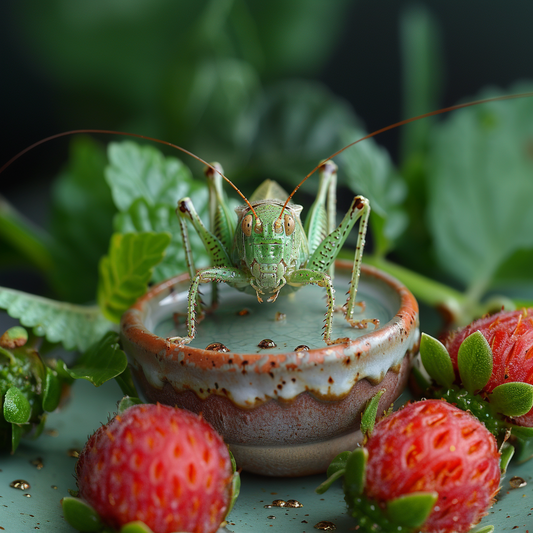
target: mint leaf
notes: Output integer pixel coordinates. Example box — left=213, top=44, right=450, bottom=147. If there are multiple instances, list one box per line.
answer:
left=427, top=86, right=533, bottom=294
left=0, top=287, right=112, bottom=352
left=62, top=332, right=127, bottom=387
left=97, top=232, right=171, bottom=323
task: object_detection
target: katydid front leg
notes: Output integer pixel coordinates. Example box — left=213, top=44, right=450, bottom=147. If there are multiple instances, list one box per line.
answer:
left=168, top=266, right=250, bottom=345
left=307, top=193, right=379, bottom=332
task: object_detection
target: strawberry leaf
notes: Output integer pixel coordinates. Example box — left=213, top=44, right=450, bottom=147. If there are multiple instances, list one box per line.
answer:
left=0, top=287, right=112, bottom=352
left=118, top=396, right=143, bottom=413
left=489, top=382, right=533, bottom=417
left=361, top=389, right=386, bottom=435
left=499, top=443, right=515, bottom=474
left=316, top=451, right=351, bottom=495
left=419, top=333, right=455, bottom=388
left=3, top=386, right=31, bottom=424
left=42, top=367, right=61, bottom=412
left=343, top=448, right=368, bottom=499
left=386, top=491, right=438, bottom=528
left=62, top=497, right=104, bottom=532
left=509, top=424, right=533, bottom=439
left=60, top=332, right=127, bottom=387
left=120, top=522, right=154, bottom=533
left=97, top=232, right=171, bottom=323
left=457, top=331, right=493, bottom=393
left=472, top=526, right=495, bottom=533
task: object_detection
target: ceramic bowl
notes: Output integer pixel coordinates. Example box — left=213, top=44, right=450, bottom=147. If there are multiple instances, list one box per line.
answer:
left=120, top=261, right=419, bottom=477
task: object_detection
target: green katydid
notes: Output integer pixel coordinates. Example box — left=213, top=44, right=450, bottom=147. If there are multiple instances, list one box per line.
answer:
left=173, top=159, right=377, bottom=346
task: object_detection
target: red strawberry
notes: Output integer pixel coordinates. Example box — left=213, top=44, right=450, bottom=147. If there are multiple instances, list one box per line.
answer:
left=365, top=400, right=500, bottom=532
left=318, top=399, right=500, bottom=533
left=444, top=308, right=533, bottom=426
left=74, top=403, right=233, bottom=533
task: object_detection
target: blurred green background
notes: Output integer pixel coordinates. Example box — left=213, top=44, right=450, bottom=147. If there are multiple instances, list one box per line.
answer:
left=1, top=0, right=533, bottom=329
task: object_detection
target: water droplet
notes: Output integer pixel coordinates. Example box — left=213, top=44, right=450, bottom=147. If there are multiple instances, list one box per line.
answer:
left=24, top=494, right=31, bottom=498
left=10, top=480, right=30, bottom=491
left=509, top=476, right=527, bottom=489
left=271, top=499, right=287, bottom=507
left=286, top=499, right=304, bottom=508
left=67, top=449, right=80, bottom=458
left=294, top=345, right=309, bottom=352
left=263, top=505, right=272, bottom=509
left=258, top=339, right=276, bottom=349
left=205, top=342, right=230, bottom=352
left=30, top=458, right=44, bottom=470
left=275, top=312, right=286, bottom=321
left=267, top=515, right=276, bottom=520
left=314, top=521, right=336, bottom=530
left=236, top=308, right=250, bottom=316
left=51, top=485, right=58, bottom=490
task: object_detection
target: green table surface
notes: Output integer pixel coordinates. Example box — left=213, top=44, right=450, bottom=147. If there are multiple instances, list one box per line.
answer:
left=1, top=379, right=532, bottom=533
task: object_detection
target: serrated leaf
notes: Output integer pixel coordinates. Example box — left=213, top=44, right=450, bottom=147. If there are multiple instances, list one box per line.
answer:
left=97, top=232, right=171, bottom=323
left=114, top=198, right=210, bottom=284
left=3, top=386, right=31, bottom=424
left=343, top=448, right=368, bottom=500
left=457, top=331, right=493, bottom=393
left=361, top=389, right=386, bottom=435
left=62, top=497, right=103, bottom=532
left=386, top=492, right=438, bottom=528
left=0, top=287, right=112, bottom=352
left=419, top=333, right=455, bottom=388
left=42, top=367, right=61, bottom=413
left=489, top=382, right=533, bottom=417
left=427, top=86, right=533, bottom=293
left=105, top=141, right=196, bottom=211
left=62, top=332, right=127, bottom=387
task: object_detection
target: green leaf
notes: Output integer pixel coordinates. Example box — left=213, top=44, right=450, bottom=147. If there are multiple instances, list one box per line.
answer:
left=457, top=331, right=493, bottom=393
left=97, top=232, right=171, bottom=323
left=62, top=497, right=104, bottom=532
left=360, top=389, right=386, bottom=436
left=386, top=492, right=438, bottom=528
left=0, top=326, right=28, bottom=349
left=315, top=451, right=350, bottom=495
left=227, top=470, right=241, bottom=518
left=105, top=141, right=196, bottom=211
left=509, top=424, right=533, bottom=439
left=62, top=332, right=128, bottom=387
left=49, top=136, right=115, bottom=303
left=419, top=333, right=455, bottom=388
left=0, top=287, right=112, bottom=352
left=340, top=126, right=407, bottom=256
left=343, top=448, right=368, bottom=500
left=115, top=198, right=210, bottom=284
left=42, top=367, right=61, bottom=412
left=489, top=382, right=533, bottom=417
left=3, top=386, right=31, bottom=424
left=120, top=522, right=154, bottom=533
left=472, top=526, right=495, bottom=533
left=499, top=443, right=515, bottom=474
left=117, top=396, right=143, bottom=413
left=11, top=423, right=22, bottom=454
left=114, top=367, right=138, bottom=398
left=427, top=85, right=533, bottom=294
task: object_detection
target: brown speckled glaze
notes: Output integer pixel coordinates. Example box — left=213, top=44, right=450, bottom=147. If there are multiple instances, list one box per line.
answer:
left=121, top=261, right=419, bottom=476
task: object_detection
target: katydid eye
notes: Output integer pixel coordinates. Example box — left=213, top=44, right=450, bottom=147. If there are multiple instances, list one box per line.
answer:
left=242, top=214, right=253, bottom=236
left=284, top=214, right=295, bottom=236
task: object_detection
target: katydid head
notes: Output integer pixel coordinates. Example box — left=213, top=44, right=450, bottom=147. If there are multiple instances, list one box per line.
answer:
left=233, top=200, right=307, bottom=301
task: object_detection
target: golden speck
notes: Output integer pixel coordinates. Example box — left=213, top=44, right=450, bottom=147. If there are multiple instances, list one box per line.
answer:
left=267, top=516, right=276, bottom=520
left=237, top=308, right=250, bottom=316
left=275, top=312, right=286, bottom=321
left=314, top=521, right=336, bottom=531
left=286, top=499, right=304, bottom=508
left=509, top=476, right=527, bottom=489
left=30, top=458, right=44, bottom=470
left=10, top=480, right=31, bottom=491
left=449, top=445, right=456, bottom=452
left=67, top=449, right=80, bottom=458
left=205, top=342, right=230, bottom=353
left=258, top=339, right=276, bottom=349
left=51, top=486, right=58, bottom=490
left=24, top=494, right=31, bottom=498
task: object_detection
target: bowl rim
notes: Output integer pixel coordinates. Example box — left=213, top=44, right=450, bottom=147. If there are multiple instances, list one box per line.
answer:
left=120, top=260, right=419, bottom=370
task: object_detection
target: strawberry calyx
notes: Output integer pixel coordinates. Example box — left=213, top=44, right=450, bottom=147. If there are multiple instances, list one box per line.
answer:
left=418, top=331, right=533, bottom=453
left=317, top=448, right=437, bottom=533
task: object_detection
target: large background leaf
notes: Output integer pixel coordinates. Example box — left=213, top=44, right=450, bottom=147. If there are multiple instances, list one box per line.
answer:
left=427, top=86, right=533, bottom=294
